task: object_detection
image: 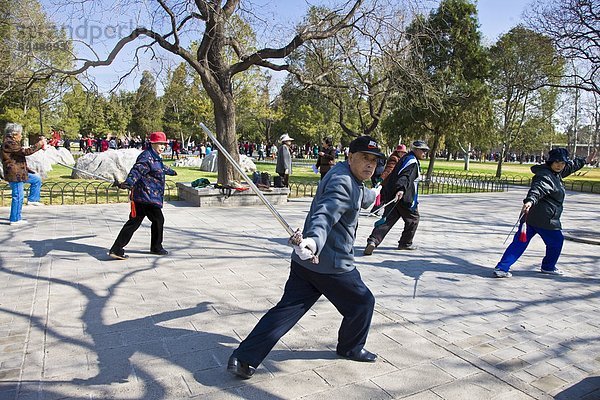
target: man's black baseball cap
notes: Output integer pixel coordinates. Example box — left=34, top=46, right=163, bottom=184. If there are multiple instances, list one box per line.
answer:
left=349, top=136, right=386, bottom=159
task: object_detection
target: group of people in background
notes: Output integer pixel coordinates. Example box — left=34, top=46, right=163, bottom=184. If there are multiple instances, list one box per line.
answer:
left=78, top=134, right=145, bottom=153
left=2, top=121, right=597, bottom=282
left=237, top=139, right=348, bottom=161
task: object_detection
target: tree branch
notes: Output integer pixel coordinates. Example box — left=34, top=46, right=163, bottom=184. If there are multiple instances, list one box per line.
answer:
left=229, top=0, right=364, bottom=76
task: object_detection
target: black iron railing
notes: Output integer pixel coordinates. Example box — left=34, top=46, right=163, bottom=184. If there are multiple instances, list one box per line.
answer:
left=289, top=172, right=509, bottom=198
left=1, top=170, right=596, bottom=206
left=0, top=180, right=179, bottom=207
left=421, top=170, right=600, bottom=194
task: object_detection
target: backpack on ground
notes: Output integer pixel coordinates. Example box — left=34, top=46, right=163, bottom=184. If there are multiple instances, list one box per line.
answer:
left=260, top=172, right=271, bottom=187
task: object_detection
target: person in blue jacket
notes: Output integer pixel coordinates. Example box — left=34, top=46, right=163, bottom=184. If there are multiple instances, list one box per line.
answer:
left=227, top=135, right=384, bottom=379
left=109, top=131, right=177, bottom=260
left=494, top=147, right=597, bottom=278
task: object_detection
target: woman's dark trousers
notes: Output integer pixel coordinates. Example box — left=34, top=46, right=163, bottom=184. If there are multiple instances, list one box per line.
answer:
left=110, top=202, right=165, bottom=254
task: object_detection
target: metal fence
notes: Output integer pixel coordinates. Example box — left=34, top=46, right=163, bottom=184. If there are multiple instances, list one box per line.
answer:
left=418, top=172, right=508, bottom=194
left=501, top=175, right=600, bottom=193
left=2, top=170, right=597, bottom=206
left=289, top=172, right=508, bottom=198
left=0, top=180, right=179, bottom=207
left=421, top=171, right=600, bottom=194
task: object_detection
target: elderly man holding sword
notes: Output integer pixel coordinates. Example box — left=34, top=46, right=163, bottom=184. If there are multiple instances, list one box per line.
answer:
left=220, top=134, right=385, bottom=379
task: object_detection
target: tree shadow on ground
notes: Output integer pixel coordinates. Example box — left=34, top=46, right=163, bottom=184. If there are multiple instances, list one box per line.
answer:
left=362, top=246, right=600, bottom=286
left=0, top=256, right=299, bottom=400
left=554, top=376, right=600, bottom=400
left=24, top=235, right=111, bottom=261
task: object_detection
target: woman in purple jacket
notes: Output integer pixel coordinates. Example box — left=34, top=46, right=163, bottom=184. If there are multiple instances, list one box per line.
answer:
left=109, top=131, right=177, bottom=260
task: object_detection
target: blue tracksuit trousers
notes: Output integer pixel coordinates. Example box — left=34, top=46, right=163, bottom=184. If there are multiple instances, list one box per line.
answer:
left=496, top=224, right=564, bottom=272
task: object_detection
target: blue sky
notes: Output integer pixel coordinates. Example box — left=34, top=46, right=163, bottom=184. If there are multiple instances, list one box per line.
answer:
left=39, top=0, right=533, bottom=93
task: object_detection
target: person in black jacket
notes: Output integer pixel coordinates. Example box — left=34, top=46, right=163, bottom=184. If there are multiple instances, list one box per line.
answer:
left=364, top=140, right=429, bottom=255
left=315, top=136, right=336, bottom=179
left=494, top=147, right=597, bottom=278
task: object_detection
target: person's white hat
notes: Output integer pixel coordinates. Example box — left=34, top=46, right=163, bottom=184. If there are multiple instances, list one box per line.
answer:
left=279, top=134, right=294, bottom=142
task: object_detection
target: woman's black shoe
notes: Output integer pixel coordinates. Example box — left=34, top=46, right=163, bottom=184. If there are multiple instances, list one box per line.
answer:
left=108, top=251, right=129, bottom=260
left=150, top=249, right=168, bottom=255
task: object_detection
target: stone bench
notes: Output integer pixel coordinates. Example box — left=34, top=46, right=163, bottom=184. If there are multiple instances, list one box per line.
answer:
left=177, top=182, right=290, bottom=207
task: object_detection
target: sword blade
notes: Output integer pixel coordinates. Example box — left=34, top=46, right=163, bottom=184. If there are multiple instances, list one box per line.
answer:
left=503, top=211, right=524, bottom=244
left=199, top=123, right=296, bottom=237
left=56, top=161, right=114, bottom=183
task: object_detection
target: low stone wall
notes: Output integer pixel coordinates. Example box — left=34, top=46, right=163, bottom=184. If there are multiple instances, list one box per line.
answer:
left=177, top=182, right=290, bottom=207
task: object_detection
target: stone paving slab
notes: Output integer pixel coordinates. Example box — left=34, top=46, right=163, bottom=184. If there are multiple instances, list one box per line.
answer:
left=0, top=187, right=598, bottom=399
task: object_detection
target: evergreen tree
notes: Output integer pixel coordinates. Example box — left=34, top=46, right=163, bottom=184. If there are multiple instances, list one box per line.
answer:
left=388, top=0, right=491, bottom=179
left=490, top=26, right=564, bottom=176
left=0, top=0, right=72, bottom=136
left=162, top=63, right=189, bottom=140
left=105, top=92, right=133, bottom=137
left=129, top=71, right=162, bottom=137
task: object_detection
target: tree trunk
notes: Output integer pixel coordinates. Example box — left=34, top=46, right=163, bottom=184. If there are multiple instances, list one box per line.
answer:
left=213, top=97, right=240, bottom=184
left=464, top=143, right=471, bottom=171
left=496, top=143, right=508, bottom=178
left=425, top=132, right=441, bottom=182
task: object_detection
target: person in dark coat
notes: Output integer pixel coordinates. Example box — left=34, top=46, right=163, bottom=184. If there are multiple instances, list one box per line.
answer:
left=364, top=140, right=429, bottom=255
left=1, top=123, right=47, bottom=225
left=315, top=136, right=336, bottom=179
left=109, top=131, right=177, bottom=260
left=493, top=147, right=597, bottom=278
left=380, top=144, right=407, bottom=183
left=227, top=135, right=385, bottom=380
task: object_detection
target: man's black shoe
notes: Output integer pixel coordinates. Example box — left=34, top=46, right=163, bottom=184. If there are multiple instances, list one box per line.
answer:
left=108, top=251, right=129, bottom=260
left=337, top=348, right=377, bottom=362
left=227, top=355, right=255, bottom=379
left=150, top=249, right=169, bottom=255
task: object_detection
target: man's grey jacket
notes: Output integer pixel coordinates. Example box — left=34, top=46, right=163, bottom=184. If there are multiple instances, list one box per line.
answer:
left=292, top=161, right=375, bottom=274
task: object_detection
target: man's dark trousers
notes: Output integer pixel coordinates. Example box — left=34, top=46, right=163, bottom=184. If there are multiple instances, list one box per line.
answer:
left=232, top=260, right=375, bottom=368
left=369, top=203, right=420, bottom=247
left=110, top=202, right=165, bottom=253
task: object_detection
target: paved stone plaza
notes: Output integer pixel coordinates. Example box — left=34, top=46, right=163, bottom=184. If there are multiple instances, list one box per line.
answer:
left=0, top=186, right=598, bottom=399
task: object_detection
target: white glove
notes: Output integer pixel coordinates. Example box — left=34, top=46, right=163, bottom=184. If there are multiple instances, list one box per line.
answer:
left=284, top=169, right=289, bottom=175
left=395, top=190, right=404, bottom=201
left=293, top=237, right=317, bottom=260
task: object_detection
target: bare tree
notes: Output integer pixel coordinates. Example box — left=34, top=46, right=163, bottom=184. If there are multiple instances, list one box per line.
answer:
left=587, top=92, right=600, bottom=153
left=32, top=0, right=364, bottom=183
left=526, top=0, right=600, bottom=94
left=286, top=1, right=416, bottom=139
left=490, top=27, right=564, bottom=177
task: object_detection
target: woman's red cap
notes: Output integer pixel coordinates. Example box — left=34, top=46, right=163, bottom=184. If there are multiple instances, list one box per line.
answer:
left=149, top=131, right=168, bottom=143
